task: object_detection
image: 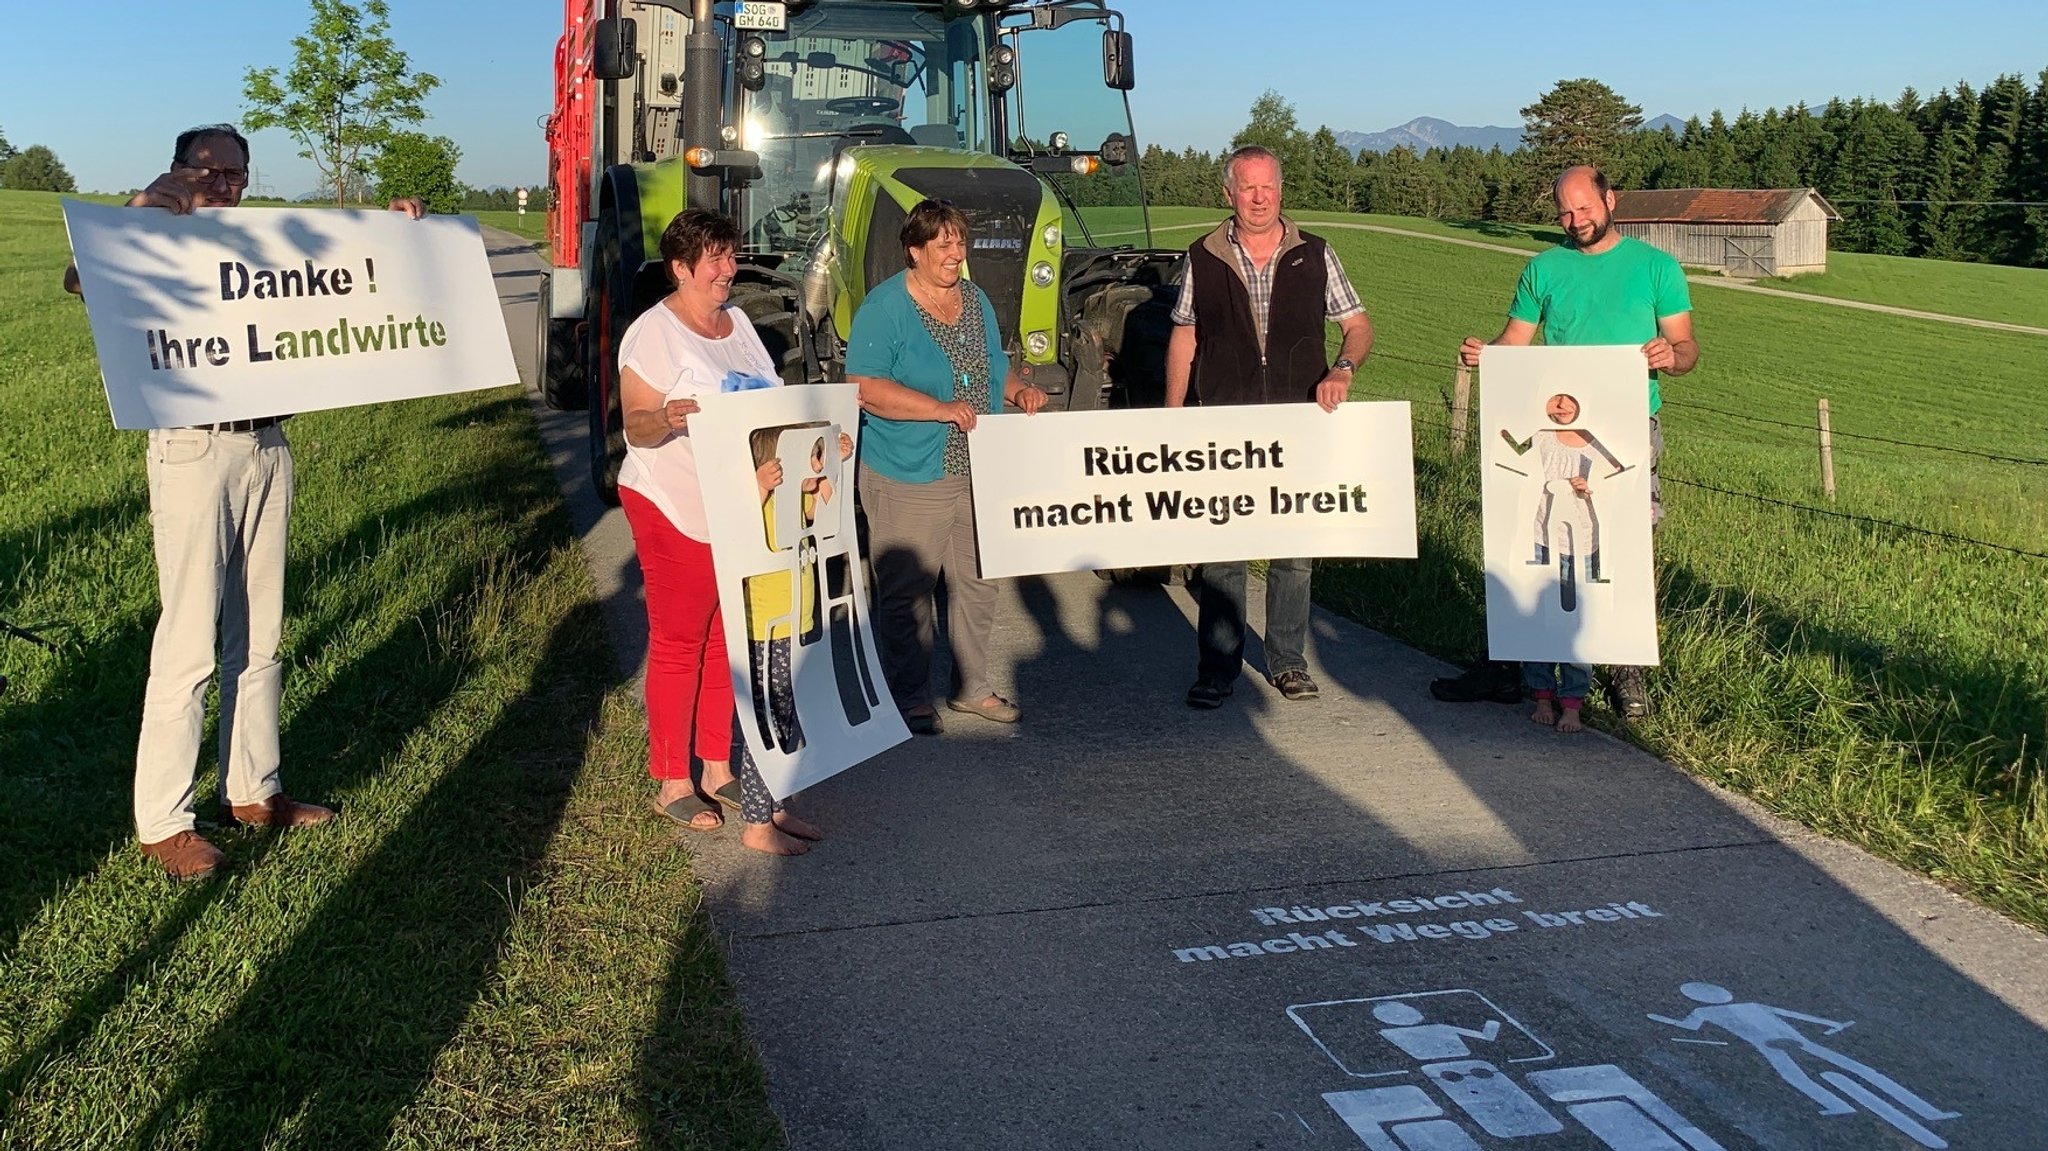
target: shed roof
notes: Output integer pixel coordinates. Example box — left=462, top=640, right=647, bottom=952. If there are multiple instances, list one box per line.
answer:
left=1611, top=188, right=1840, bottom=225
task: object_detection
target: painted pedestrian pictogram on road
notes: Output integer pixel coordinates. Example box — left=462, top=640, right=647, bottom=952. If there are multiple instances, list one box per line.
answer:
left=1646, top=981, right=1960, bottom=1149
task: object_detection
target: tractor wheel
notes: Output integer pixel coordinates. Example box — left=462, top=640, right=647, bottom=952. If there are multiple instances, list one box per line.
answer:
left=586, top=180, right=643, bottom=506
left=731, top=285, right=808, bottom=387
left=537, top=271, right=588, bottom=411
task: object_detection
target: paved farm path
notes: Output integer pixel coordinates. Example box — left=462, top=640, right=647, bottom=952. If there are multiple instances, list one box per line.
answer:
left=487, top=226, right=2048, bottom=1151
left=1134, top=219, right=2048, bottom=337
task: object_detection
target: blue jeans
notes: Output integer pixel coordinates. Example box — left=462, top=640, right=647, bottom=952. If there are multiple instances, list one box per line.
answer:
left=1524, top=661, right=1592, bottom=701
left=1195, top=557, right=1312, bottom=685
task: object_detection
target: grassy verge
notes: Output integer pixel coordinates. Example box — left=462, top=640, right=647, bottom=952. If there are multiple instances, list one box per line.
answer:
left=0, top=189, right=779, bottom=1148
left=1310, top=219, right=2048, bottom=931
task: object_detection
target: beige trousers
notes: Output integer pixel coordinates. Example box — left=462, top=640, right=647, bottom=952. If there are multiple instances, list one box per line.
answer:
left=133, top=424, right=293, bottom=844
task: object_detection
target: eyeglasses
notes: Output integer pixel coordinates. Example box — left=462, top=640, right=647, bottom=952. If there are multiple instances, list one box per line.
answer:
left=176, top=163, right=250, bottom=187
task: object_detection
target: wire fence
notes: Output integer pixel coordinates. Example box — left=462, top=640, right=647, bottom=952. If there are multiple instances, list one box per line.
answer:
left=1352, top=354, right=2047, bottom=562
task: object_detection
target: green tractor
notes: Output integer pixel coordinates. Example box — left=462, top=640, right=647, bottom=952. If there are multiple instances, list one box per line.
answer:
left=547, top=0, right=1181, bottom=503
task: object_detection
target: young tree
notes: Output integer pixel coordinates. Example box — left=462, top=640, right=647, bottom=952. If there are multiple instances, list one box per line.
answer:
left=1, top=145, right=77, bottom=192
left=243, top=0, right=441, bottom=206
left=0, top=126, right=16, bottom=166
left=373, top=131, right=462, bottom=213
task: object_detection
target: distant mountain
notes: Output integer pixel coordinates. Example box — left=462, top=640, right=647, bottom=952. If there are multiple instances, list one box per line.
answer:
left=1335, top=117, right=1522, bottom=156
left=1335, top=113, right=1691, bottom=156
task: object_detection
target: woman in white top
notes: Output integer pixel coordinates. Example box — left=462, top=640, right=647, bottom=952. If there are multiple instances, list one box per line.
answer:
left=616, top=208, right=818, bottom=856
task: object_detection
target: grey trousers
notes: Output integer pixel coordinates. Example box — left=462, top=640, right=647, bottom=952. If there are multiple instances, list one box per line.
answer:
left=857, top=467, right=997, bottom=711
left=133, top=424, right=294, bottom=844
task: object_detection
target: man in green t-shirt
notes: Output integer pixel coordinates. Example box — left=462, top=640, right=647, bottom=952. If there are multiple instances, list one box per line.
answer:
left=1436, top=164, right=1700, bottom=720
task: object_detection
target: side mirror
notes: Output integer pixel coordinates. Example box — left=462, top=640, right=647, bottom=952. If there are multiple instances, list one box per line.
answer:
left=593, top=18, right=637, bottom=81
left=1102, top=30, right=1134, bottom=91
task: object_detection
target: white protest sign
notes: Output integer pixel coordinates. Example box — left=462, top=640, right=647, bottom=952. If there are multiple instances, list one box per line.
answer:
left=1480, top=345, right=1658, bottom=666
left=967, top=402, right=1417, bottom=579
left=62, top=199, right=519, bottom=429
left=691, top=384, right=909, bottom=800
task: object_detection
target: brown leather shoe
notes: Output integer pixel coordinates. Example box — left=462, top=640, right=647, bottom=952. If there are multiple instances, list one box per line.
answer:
left=228, top=794, right=336, bottom=829
left=139, top=830, right=225, bottom=880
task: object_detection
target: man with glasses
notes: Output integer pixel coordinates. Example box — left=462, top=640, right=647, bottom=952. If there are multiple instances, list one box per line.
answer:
left=66, top=124, right=424, bottom=880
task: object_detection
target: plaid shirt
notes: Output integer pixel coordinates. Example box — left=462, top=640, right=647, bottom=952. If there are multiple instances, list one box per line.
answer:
left=1171, top=217, right=1364, bottom=354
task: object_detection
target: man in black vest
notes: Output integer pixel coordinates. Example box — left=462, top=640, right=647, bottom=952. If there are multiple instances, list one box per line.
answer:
left=1164, top=145, right=1374, bottom=709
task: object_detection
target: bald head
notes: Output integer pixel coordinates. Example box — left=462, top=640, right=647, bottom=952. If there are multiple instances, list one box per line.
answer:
left=1554, top=165, right=1611, bottom=201
left=1552, top=165, right=1617, bottom=251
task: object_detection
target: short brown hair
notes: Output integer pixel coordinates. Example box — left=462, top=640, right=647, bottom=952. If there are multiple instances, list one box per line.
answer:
left=659, top=208, right=742, bottom=277
left=900, top=199, right=969, bottom=267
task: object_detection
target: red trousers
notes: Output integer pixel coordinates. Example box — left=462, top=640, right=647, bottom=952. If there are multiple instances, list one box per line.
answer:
left=621, top=488, right=735, bottom=780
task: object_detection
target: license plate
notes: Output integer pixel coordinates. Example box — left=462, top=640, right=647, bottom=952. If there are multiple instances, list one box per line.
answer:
left=734, top=1, right=786, bottom=31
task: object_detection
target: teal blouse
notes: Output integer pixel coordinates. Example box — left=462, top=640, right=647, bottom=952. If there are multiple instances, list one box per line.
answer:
left=845, top=271, right=1010, bottom=484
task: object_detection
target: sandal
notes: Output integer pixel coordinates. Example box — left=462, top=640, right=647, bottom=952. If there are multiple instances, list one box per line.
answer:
left=710, top=780, right=745, bottom=812
left=654, top=795, right=723, bottom=832
left=946, top=695, right=1020, bottom=724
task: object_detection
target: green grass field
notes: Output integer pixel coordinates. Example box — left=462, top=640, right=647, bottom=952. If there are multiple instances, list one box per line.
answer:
left=0, top=190, right=778, bottom=1148
left=1738, top=249, right=2048, bottom=328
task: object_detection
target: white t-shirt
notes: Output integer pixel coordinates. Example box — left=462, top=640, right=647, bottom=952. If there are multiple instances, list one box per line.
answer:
left=617, top=302, right=782, bottom=540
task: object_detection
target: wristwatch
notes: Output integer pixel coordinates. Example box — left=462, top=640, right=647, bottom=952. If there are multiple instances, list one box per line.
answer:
left=1331, top=357, right=1356, bottom=373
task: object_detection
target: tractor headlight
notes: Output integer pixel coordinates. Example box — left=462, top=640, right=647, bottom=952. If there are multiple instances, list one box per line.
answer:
left=1025, top=330, right=1050, bottom=357
left=1041, top=223, right=1060, bottom=250
left=1031, top=260, right=1055, bottom=288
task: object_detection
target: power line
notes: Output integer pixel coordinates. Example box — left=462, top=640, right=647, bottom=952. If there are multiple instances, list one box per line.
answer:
left=1658, top=399, right=2048, bottom=466
left=1830, top=198, right=2048, bottom=207
left=1659, top=475, right=2048, bottom=562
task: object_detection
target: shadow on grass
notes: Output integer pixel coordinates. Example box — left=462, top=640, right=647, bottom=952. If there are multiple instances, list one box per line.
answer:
left=0, top=492, right=151, bottom=957
left=1445, top=219, right=1565, bottom=246
left=1658, top=561, right=2045, bottom=793
left=122, top=586, right=613, bottom=1147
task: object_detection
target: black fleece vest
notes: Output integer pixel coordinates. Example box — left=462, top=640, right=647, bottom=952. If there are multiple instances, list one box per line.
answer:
left=1187, top=231, right=1331, bottom=406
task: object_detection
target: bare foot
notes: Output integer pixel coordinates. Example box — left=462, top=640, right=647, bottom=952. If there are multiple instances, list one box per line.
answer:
left=773, top=810, right=823, bottom=842
left=1556, top=706, right=1584, bottom=734
left=655, top=778, right=698, bottom=808
left=741, top=821, right=811, bottom=856
left=1530, top=698, right=1557, bottom=726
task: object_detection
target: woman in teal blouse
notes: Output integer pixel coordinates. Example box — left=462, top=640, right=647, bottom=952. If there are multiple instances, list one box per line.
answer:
left=847, top=199, right=1047, bottom=735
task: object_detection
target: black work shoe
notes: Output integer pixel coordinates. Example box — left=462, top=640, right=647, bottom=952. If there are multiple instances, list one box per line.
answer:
left=1606, top=666, right=1653, bottom=718
left=1269, top=669, right=1321, bottom=701
left=1185, top=679, right=1233, bottom=709
left=1430, top=660, right=1522, bottom=704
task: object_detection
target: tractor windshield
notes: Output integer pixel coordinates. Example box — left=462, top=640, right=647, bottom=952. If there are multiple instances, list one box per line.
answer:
left=735, top=2, right=994, bottom=256
left=1000, top=9, right=1150, bottom=248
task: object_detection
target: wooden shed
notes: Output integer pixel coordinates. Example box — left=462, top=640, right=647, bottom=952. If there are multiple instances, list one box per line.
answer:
left=1610, top=188, right=1840, bottom=277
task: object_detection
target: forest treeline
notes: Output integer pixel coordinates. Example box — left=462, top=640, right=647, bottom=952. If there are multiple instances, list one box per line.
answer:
left=1104, top=72, right=2048, bottom=268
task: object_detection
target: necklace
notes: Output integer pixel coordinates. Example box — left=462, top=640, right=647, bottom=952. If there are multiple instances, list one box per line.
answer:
left=910, top=275, right=964, bottom=324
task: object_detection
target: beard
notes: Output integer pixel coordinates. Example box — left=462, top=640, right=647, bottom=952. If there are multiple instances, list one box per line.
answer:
left=1572, top=214, right=1613, bottom=247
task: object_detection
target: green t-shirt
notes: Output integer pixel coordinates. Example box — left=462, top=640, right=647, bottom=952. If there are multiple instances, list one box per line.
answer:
left=1507, top=236, right=1691, bottom=414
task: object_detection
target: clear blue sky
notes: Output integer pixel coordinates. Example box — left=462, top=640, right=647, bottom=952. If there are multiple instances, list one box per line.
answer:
left=5, top=0, right=2043, bottom=197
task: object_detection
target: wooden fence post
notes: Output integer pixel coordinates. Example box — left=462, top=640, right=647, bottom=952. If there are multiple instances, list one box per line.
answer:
left=1818, top=398, right=1836, bottom=501
left=1450, top=365, right=1471, bottom=457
